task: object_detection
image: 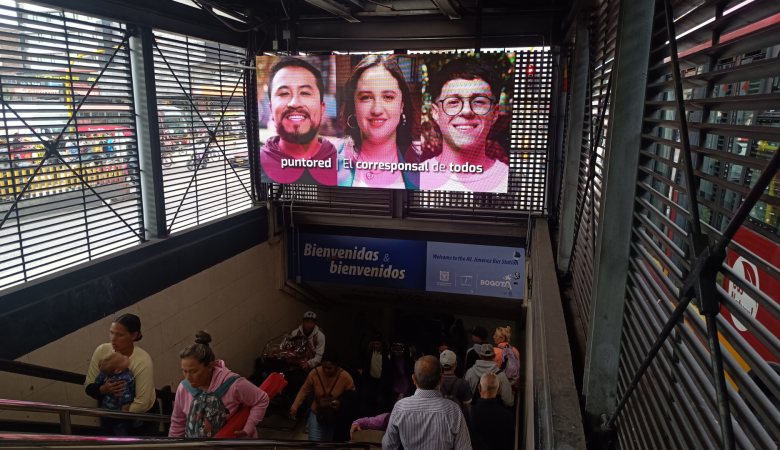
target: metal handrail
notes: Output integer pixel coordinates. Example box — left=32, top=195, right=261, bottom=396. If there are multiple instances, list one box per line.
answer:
left=0, top=398, right=170, bottom=435
left=0, top=434, right=379, bottom=448
left=0, top=358, right=176, bottom=402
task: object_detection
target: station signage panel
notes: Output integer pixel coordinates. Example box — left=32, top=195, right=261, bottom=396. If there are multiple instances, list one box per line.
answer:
left=257, top=53, right=516, bottom=193
left=426, top=241, right=524, bottom=298
left=290, top=233, right=524, bottom=299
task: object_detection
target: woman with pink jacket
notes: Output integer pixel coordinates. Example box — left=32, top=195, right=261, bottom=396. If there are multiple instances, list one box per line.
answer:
left=169, top=331, right=269, bottom=438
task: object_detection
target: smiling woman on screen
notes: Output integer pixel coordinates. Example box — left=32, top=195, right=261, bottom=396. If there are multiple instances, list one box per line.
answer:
left=337, top=55, right=421, bottom=189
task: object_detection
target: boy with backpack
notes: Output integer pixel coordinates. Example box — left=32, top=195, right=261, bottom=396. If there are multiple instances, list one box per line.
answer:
left=439, top=350, right=472, bottom=411
left=464, top=344, right=514, bottom=407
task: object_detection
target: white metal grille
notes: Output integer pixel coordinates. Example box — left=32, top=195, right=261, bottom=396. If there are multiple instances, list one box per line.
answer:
left=152, top=32, right=252, bottom=234
left=0, top=1, right=142, bottom=290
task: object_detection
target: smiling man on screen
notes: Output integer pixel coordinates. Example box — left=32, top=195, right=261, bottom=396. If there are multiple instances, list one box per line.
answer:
left=260, top=57, right=337, bottom=186
left=422, top=58, right=509, bottom=193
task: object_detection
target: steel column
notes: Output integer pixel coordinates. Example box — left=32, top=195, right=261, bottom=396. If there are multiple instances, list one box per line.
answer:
left=555, top=13, right=588, bottom=274
left=582, top=0, right=655, bottom=425
left=130, top=25, right=167, bottom=240
left=546, top=47, right=566, bottom=217
left=474, top=0, right=482, bottom=53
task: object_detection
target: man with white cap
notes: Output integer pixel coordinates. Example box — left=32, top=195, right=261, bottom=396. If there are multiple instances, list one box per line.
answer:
left=290, top=311, right=326, bottom=370
left=464, top=344, right=513, bottom=407
left=439, top=349, right=472, bottom=411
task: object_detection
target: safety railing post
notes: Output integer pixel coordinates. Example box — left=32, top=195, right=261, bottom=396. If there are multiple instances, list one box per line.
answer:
left=59, top=411, right=71, bottom=435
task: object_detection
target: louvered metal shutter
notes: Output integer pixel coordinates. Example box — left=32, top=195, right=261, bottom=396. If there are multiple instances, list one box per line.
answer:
left=152, top=32, right=252, bottom=234
left=0, top=2, right=142, bottom=290
left=618, top=0, right=780, bottom=448
left=570, top=0, right=620, bottom=336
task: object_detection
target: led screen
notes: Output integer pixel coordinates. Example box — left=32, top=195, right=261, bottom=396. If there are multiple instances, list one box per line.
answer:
left=257, top=53, right=515, bottom=193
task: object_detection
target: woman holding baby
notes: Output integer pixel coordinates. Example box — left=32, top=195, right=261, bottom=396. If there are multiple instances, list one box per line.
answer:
left=84, top=313, right=158, bottom=436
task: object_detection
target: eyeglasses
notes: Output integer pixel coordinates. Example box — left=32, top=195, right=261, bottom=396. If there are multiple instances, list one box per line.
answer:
left=437, top=96, right=495, bottom=116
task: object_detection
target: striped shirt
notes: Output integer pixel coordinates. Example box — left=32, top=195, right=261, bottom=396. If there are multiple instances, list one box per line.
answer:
left=382, top=389, right=473, bottom=450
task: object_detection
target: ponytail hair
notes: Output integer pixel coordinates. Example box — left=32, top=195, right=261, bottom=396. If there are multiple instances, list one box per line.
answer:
left=495, top=326, right=512, bottom=343
left=113, top=313, right=143, bottom=341
left=179, top=331, right=216, bottom=366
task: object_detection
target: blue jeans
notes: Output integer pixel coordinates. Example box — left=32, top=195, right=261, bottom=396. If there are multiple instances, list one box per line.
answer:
left=308, top=410, right=335, bottom=442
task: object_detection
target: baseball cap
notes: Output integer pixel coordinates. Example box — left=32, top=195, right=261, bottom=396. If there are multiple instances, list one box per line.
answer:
left=303, top=311, right=317, bottom=320
left=477, top=343, right=495, bottom=358
left=440, top=349, right=457, bottom=369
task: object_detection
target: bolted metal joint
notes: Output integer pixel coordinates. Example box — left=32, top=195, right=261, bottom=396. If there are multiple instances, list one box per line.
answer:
left=681, top=244, right=726, bottom=314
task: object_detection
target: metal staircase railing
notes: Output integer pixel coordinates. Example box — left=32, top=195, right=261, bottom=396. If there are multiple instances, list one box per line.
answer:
left=0, top=399, right=379, bottom=449
left=0, top=398, right=170, bottom=435
left=0, top=433, right=379, bottom=449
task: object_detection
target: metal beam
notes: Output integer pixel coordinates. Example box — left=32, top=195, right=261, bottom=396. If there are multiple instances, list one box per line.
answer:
left=291, top=13, right=559, bottom=51
left=556, top=13, right=588, bottom=274
left=289, top=212, right=528, bottom=238
left=129, top=25, right=167, bottom=240
left=582, top=0, right=655, bottom=426
left=31, top=0, right=245, bottom=47
left=304, top=0, right=361, bottom=22
left=431, top=0, right=461, bottom=19
left=562, top=0, right=600, bottom=44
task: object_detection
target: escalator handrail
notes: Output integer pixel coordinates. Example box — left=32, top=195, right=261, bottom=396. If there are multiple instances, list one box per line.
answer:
left=0, top=398, right=171, bottom=423
left=0, top=358, right=176, bottom=401
left=0, top=434, right=380, bottom=448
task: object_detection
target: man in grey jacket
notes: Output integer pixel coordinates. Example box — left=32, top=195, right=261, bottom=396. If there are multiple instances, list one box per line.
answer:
left=464, top=344, right=514, bottom=407
left=290, top=311, right=325, bottom=369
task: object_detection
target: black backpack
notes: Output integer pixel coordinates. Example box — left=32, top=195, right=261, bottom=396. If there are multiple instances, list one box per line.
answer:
left=442, top=377, right=465, bottom=408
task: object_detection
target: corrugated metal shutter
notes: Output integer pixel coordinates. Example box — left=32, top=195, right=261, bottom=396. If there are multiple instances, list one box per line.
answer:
left=0, top=2, right=142, bottom=290
left=571, top=0, right=620, bottom=336
left=152, top=32, right=252, bottom=234
left=618, top=0, right=780, bottom=447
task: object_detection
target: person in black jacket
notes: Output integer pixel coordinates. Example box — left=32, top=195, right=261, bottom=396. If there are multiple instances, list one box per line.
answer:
left=357, top=333, right=389, bottom=415
left=470, top=373, right=516, bottom=450
left=465, top=326, right=488, bottom=372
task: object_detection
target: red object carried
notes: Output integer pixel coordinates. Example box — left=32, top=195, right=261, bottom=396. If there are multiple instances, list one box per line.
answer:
left=214, top=373, right=288, bottom=438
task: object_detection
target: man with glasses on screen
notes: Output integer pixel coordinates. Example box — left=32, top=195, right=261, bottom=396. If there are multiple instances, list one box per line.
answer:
left=260, top=57, right=337, bottom=186
left=422, top=58, right=509, bottom=193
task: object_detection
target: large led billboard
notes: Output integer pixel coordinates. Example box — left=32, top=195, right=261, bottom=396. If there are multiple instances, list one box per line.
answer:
left=256, top=53, right=515, bottom=193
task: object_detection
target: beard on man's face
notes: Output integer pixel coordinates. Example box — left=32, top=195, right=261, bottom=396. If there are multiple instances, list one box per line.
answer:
left=276, top=107, right=320, bottom=145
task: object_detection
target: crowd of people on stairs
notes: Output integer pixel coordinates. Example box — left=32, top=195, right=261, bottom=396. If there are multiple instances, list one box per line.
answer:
left=80, top=311, right=520, bottom=449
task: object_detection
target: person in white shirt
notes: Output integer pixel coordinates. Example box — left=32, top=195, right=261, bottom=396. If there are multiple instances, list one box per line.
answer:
left=290, top=311, right=326, bottom=370
left=421, top=57, right=509, bottom=193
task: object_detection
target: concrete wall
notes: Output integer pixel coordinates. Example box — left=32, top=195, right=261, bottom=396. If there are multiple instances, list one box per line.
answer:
left=0, top=240, right=312, bottom=426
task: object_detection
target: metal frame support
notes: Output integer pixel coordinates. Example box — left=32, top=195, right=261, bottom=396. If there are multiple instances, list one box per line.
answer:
left=474, top=0, right=482, bottom=53
left=59, top=411, right=71, bottom=435
left=555, top=13, right=588, bottom=275
left=546, top=47, right=566, bottom=217
left=129, top=25, right=167, bottom=240
left=582, top=0, right=655, bottom=426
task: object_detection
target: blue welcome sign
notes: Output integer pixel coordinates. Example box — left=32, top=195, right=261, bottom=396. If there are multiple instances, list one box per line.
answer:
left=290, top=233, right=523, bottom=299
left=292, top=233, right=427, bottom=290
